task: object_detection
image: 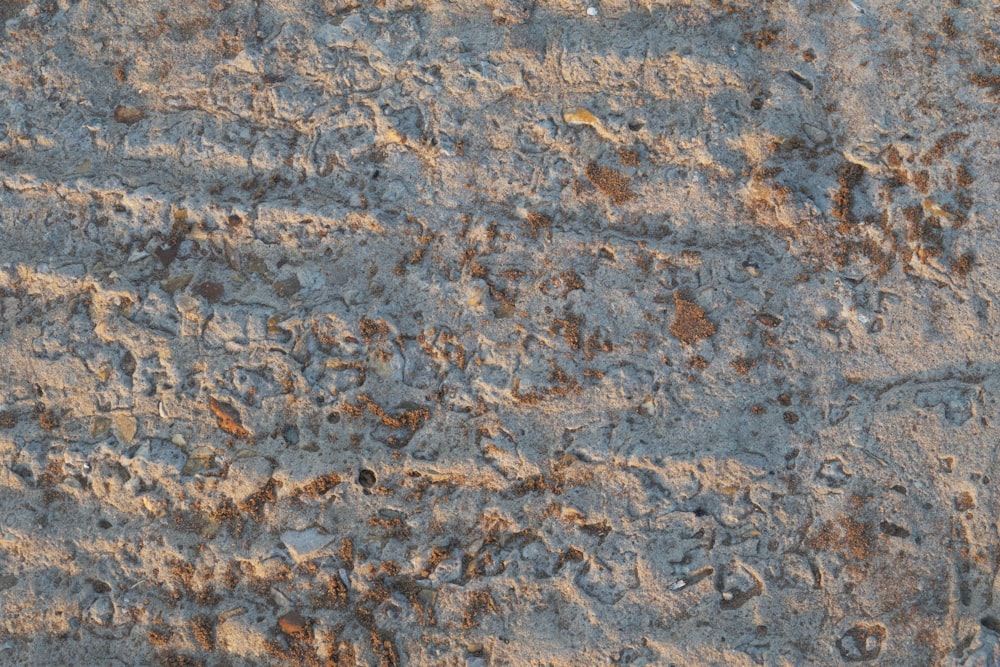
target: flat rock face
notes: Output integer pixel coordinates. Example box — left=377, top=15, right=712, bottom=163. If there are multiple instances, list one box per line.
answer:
left=281, top=528, right=336, bottom=564
left=1, top=0, right=999, bottom=665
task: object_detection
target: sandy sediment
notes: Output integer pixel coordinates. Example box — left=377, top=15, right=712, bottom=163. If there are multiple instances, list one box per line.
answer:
left=1, top=0, right=1000, bottom=665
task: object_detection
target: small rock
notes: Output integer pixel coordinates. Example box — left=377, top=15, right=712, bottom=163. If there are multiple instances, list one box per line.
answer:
left=358, top=469, right=377, bottom=489
left=563, top=107, right=601, bottom=127
left=562, top=106, right=612, bottom=140
left=121, top=351, right=137, bottom=376
left=281, top=528, right=335, bottom=563
left=417, top=588, right=435, bottom=607
left=91, top=416, right=111, bottom=438
left=277, top=610, right=309, bottom=637
left=878, top=520, right=910, bottom=538
left=114, top=415, right=138, bottom=443
left=153, top=241, right=180, bottom=267
left=273, top=275, right=301, bottom=298
left=637, top=397, right=655, bottom=416
left=756, top=313, right=782, bottom=327
left=87, top=596, right=115, bottom=627
left=803, top=123, right=829, bottom=145
left=837, top=623, right=886, bottom=662
left=196, top=281, right=225, bottom=303
left=787, top=69, right=814, bottom=90
left=161, top=274, right=194, bottom=294
left=182, top=448, right=215, bottom=476
left=113, top=105, right=145, bottom=125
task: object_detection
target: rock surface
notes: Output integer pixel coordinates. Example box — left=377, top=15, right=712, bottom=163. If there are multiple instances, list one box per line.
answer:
left=0, top=0, right=998, bottom=665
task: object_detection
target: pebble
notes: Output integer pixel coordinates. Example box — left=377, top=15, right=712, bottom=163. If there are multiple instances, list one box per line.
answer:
left=195, top=281, right=224, bottom=303
left=114, top=415, right=137, bottom=444
left=273, top=275, right=301, bottom=298
left=160, top=273, right=193, bottom=294
left=181, top=448, right=214, bottom=476
left=638, top=397, right=655, bottom=416
left=563, top=106, right=600, bottom=128
left=91, top=416, right=111, bottom=438
left=278, top=610, right=308, bottom=637
left=281, top=528, right=335, bottom=563
left=802, top=123, right=829, bottom=145
left=113, top=105, right=145, bottom=125
left=417, top=587, right=435, bottom=607
left=587, top=6, right=598, bottom=16
left=562, top=106, right=616, bottom=141
left=87, top=596, right=115, bottom=627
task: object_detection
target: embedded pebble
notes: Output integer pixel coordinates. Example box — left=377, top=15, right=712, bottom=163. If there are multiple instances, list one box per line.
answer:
left=803, top=123, right=829, bottom=145
left=837, top=623, right=886, bottom=662
left=563, top=106, right=601, bottom=128
left=113, top=415, right=137, bottom=444
left=562, top=106, right=614, bottom=140
left=87, top=596, right=115, bottom=627
left=278, top=610, right=308, bottom=637
left=281, top=529, right=336, bottom=564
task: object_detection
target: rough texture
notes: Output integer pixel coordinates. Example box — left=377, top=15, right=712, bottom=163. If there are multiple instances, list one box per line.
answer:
left=1, top=0, right=1000, bottom=665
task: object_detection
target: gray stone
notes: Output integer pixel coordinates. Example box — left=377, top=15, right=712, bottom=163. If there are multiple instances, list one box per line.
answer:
left=281, top=528, right=335, bottom=564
